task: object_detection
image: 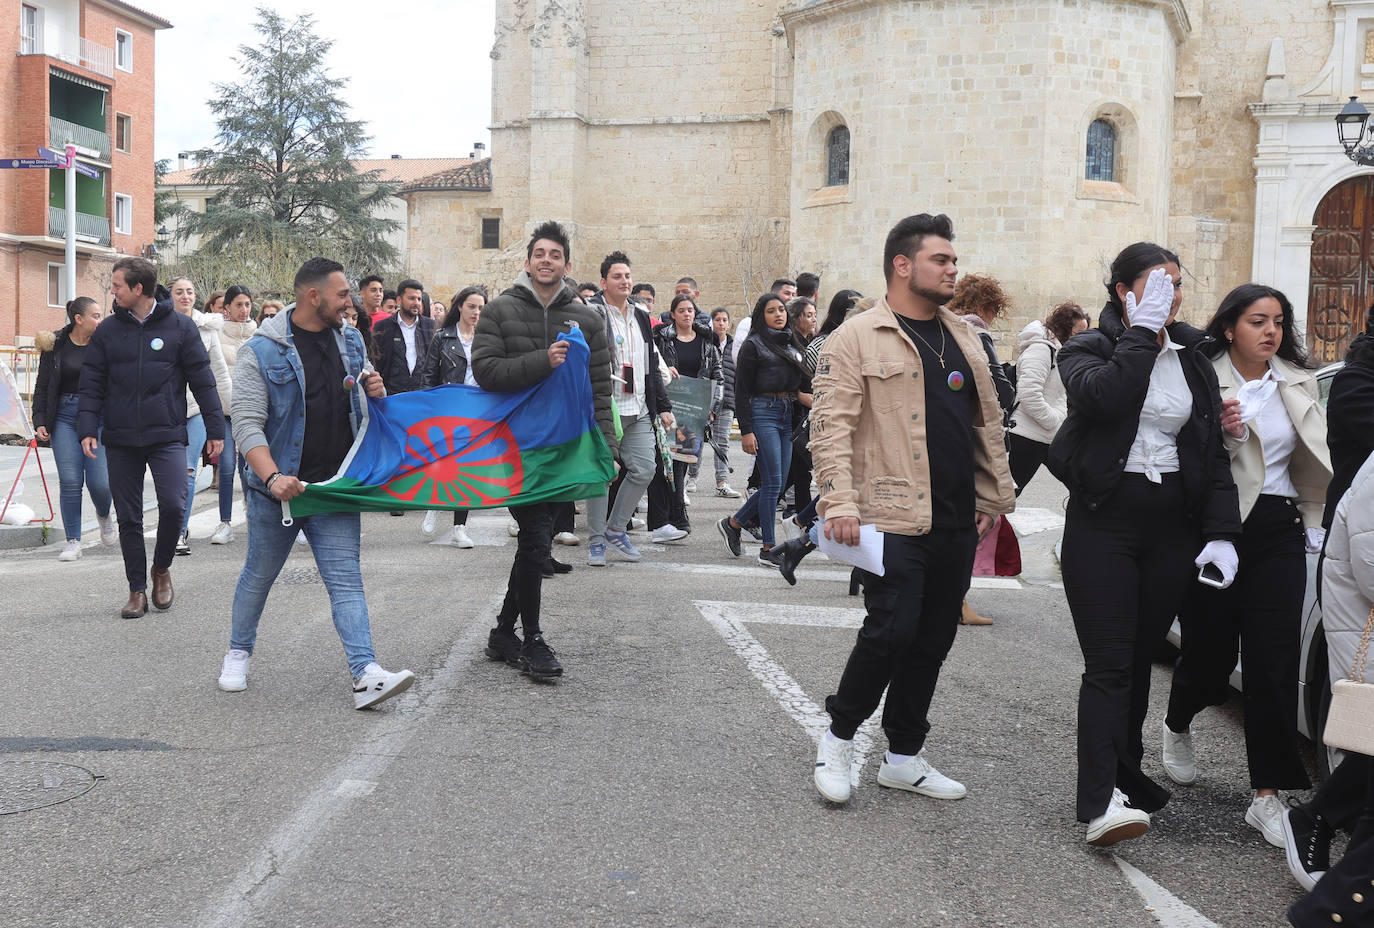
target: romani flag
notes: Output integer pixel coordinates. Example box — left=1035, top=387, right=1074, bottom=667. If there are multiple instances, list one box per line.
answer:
left=286, top=326, right=613, bottom=519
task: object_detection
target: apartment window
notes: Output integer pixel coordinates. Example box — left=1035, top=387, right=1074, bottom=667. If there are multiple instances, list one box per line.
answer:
left=114, top=193, right=132, bottom=234
left=116, top=114, right=132, bottom=153
left=115, top=30, right=132, bottom=72
left=48, top=264, right=67, bottom=307
left=21, top=4, right=40, bottom=55
left=481, top=217, right=500, bottom=250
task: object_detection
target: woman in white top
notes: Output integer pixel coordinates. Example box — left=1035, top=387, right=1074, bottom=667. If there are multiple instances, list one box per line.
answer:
left=169, top=277, right=232, bottom=556
left=210, top=285, right=257, bottom=545
left=420, top=286, right=487, bottom=547
left=1162, top=283, right=1331, bottom=846
left=1007, top=301, right=1089, bottom=494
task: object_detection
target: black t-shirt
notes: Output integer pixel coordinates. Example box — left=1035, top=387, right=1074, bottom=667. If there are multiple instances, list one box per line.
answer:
left=291, top=322, right=354, bottom=483
left=896, top=315, right=978, bottom=530
left=673, top=334, right=704, bottom=379
left=58, top=340, right=87, bottom=396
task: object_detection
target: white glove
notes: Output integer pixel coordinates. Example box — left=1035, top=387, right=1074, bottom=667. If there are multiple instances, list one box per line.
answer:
left=1305, top=527, right=1325, bottom=555
left=1194, top=539, right=1239, bottom=589
left=1123, top=268, right=1173, bottom=333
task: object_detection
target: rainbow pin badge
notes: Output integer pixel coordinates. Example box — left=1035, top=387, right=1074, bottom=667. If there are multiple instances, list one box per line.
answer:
left=342, top=373, right=358, bottom=391
left=946, top=370, right=965, bottom=392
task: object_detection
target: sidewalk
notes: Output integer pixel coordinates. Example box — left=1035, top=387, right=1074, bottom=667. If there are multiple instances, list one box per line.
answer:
left=0, top=441, right=213, bottom=550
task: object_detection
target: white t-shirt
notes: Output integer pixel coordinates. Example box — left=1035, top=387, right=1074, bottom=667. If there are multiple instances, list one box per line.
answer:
left=458, top=332, right=478, bottom=387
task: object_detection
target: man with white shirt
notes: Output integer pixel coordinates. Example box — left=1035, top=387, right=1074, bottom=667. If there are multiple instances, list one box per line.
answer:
left=370, top=278, right=434, bottom=395
left=585, top=251, right=674, bottom=566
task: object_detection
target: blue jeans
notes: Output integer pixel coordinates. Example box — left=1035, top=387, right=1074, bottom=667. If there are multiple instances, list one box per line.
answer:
left=180, top=414, right=206, bottom=534
left=732, top=396, right=793, bottom=546
left=51, top=394, right=111, bottom=541
left=217, top=419, right=242, bottom=522
left=230, top=489, right=377, bottom=678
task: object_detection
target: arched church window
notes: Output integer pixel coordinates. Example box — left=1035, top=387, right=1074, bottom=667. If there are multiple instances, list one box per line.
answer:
left=826, top=125, right=850, bottom=187
left=1086, top=119, right=1116, bottom=182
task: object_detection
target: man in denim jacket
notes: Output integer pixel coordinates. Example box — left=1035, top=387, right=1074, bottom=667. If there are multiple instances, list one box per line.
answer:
left=216, top=257, right=415, bottom=710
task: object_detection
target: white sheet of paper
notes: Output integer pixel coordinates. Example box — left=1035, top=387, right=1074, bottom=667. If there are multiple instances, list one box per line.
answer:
left=818, top=523, right=886, bottom=577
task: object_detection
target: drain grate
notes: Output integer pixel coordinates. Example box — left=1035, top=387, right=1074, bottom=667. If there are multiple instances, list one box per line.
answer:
left=0, top=761, right=98, bottom=815
left=275, top=566, right=321, bottom=585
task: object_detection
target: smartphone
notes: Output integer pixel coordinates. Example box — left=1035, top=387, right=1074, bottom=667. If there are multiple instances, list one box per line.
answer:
left=1197, top=563, right=1226, bottom=589
left=622, top=365, right=634, bottom=394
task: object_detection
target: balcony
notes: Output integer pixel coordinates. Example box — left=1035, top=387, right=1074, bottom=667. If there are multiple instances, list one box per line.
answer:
left=20, top=32, right=114, bottom=79
left=48, top=207, right=111, bottom=247
left=50, top=116, right=110, bottom=161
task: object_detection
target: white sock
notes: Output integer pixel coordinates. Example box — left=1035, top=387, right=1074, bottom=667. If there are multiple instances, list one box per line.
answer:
left=886, top=751, right=914, bottom=766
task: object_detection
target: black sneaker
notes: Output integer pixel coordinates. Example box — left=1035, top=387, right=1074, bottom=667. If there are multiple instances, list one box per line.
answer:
left=542, top=558, right=572, bottom=577
left=175, top=531, right=191, bottom=556
left=758, top=546, right=783, bottom=570
left=484, top=627, right=522, bottom=667
left=717, top=516, right=742, bottom=557
left=1281, top=804, right=1331, bottom=891
left=777, top=539, right=815, bottom=586
left=520, top=634, right=563, bottom=678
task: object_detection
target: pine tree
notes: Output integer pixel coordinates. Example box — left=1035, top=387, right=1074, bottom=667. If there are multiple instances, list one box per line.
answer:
left=183, top=8, right=399, bottom=274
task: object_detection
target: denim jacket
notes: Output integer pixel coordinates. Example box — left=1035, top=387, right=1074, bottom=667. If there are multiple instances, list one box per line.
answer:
left=230, top=308, right=371, bottom=497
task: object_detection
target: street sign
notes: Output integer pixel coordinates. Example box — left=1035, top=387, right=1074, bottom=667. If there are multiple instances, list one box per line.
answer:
left=34, top=146, right=101, bottom=179
left=69, top=161, right=100, bottom=179
left=0, top=158, right=66, bottom=169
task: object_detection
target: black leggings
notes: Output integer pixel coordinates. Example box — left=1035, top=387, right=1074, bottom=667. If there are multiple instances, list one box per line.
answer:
left=1007, top=432, right=1049, bottom=497
left=1062, top=473, right=1198, bottom=821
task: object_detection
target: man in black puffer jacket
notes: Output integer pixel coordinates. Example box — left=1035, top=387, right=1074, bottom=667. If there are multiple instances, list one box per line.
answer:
left=77, top=256, right=224, bottom=619
left=470, top=221, right=616, bottom=680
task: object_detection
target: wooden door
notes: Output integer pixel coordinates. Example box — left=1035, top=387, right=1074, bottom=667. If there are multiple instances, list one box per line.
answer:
left=1309, top=176, right=1374, bottom=364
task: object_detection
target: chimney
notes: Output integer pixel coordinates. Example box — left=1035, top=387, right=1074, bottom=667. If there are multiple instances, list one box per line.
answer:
left=473, top=142, right=486, bottom=158
left=177, top=151, right=190, bottom=171
left=391, top=154, right=402, bottom=159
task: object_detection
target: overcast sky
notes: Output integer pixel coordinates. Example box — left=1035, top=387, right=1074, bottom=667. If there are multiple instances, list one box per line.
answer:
left=153, top=0, right=495, bottom=163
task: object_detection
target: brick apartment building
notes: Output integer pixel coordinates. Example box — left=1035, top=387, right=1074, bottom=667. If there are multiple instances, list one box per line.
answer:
left=0, top=0, right=169, bottom=346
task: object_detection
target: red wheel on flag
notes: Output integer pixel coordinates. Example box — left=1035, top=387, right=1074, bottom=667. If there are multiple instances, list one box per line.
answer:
left=382, top=416, right=524, bottom=507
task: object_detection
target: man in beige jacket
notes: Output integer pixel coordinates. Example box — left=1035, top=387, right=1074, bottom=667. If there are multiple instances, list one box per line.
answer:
left=810, top=213, right=1015, bottom=805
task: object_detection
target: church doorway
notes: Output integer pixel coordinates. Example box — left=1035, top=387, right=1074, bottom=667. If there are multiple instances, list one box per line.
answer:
left=1308, top=175, right=1374, bottom=363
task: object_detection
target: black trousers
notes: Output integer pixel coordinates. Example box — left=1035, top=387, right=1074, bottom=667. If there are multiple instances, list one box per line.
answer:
left=786, top=445, right=813, bottom=515
left=1007, top=432, right=1049, bottom=497
left=551, top=501, right=574, bottom=535
left=647, top=460, right=688, bottom=532
left=825, top=528, right=976, bottom=755
left=1166, top=494, right=1310, bottom=790
left=496, top=501, right=554, bottom=636
left=1062, top=473, right=1197, bottom=821
left=106, top=442, right=187, bottom=592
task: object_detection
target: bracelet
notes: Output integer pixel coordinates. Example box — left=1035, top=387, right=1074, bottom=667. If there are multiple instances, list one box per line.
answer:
left=265, top=471, right=282, bottom=489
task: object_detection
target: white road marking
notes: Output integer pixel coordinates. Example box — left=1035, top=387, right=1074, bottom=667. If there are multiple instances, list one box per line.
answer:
left=627, top=562, right=1024, bottom=589
left=695, top=601, right=883, bottom=788
left=195, top=590, right=504, bottom=928
left=1005, top=506, right=1065, bottom=537
left=1114, top=857, right=1221, bottom=928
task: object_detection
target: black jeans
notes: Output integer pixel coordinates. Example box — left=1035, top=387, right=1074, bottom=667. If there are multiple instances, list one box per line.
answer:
left=1306, top=752, right=1374, bottom=838
left=825, top=528, right=976, bottom=755
left=1062, top=473, right=1198, bottom=821
left=1166, top=494, right=1310, bottom=790
left=551, top=501, right=574, bottom=535
left=106, top=442, right=187, bottom=592
left=647, top=460, right=688, bottom=532
left=1007, top=432, right=1049, bottom=497
left=496, top=501, right=554, bottom=637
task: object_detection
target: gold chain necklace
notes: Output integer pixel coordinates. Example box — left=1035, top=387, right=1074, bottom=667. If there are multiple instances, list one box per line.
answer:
left=896, top=314, right=947, bottom=369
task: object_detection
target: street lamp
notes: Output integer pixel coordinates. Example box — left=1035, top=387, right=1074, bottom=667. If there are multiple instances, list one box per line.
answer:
left=156, top=224, right=170, bottom=246
left=1336, top=96, right=1374, bottom=164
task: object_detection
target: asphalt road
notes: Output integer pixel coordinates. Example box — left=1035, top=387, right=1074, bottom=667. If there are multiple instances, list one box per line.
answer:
left=0, top=454, right=1321, bottom=927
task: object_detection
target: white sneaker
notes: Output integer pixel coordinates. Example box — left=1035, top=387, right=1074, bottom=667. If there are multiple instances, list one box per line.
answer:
left=58, top=540, right=82, bottom=561
left=97, top=515, right=117, bottom=546
left=630, top=517, right=647, bottom=532
left=1086, top=788, right=1150, bottom=846
left=210, top=522, right=234, bottom=545
left=1246, top=793, right=1287, bottom=849
left=421, top=510, right=440, bottom=538
left=507, top=519, right=520, bottom=537
left=683, top=494, right=692, bottom=507
left=1161, top=721, right=1197, bottom=785
left=218, top=649, right=250, bottom=692
left=553, top=531, right=581, bottom=546
left=352, top=662, right=415, bottom=709
left=877, top=751, right=967, bottom=799
left=651, top=524, right=688, bottom=543
left=780, top=515, right=803, bottom=542
left=450, top=525, right=475, bottom=549
left=814, top=733, right=854, bottom=804
left=685, top=477, right=698, bottom=493
left=715, top=483, right=742, bottom=499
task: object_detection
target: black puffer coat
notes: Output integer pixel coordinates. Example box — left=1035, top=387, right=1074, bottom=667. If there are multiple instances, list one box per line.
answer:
left=1324, top=333, right=1374, bottom=528
left=1047, top=302, right=1241, bottom=540
left=471, top=276, right=618, bottom=454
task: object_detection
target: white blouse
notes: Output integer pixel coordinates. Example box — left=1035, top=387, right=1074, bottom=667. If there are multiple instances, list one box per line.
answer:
left=1124, top=333, right=1191, bottom=483
left=1235, top=361, right=1299, bottom=500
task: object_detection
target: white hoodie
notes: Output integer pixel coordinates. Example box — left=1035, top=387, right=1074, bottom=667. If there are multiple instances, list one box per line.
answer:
left=186, top=309, right=233, bottom=417
left=1007, top=319, right=1066, bottom=445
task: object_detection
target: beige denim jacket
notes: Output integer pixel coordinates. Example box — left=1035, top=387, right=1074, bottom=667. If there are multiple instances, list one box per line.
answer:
left=810, top=298, right=1015, bottom=535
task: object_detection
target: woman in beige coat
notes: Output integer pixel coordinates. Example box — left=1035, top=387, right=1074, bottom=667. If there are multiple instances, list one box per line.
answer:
left=1163, top=283, right=1332, bottom=847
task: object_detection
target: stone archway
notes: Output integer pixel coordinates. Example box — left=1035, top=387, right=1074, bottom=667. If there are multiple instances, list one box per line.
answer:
left=1308, top=176, right=1374, bottom=364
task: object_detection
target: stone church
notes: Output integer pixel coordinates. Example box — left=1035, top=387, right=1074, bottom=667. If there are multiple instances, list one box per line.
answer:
left=401, top=0, right=1374, bottom=363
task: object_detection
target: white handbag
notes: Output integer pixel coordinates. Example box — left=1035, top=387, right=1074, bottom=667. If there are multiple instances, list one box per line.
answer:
left=1323, top=605, right=1374, bottom=755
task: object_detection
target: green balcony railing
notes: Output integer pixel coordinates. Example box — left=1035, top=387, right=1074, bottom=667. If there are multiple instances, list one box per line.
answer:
left=50, top=116, right=110, bottom=161
left=48, top=207, right=111, bottom=246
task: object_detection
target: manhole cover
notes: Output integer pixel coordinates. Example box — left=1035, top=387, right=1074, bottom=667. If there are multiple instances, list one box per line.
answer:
left=0, top=761, right=97, bottom=815
left=276, top=566, right=321, bottom=585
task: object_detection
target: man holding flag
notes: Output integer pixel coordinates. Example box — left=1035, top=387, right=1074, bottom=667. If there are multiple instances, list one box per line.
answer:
left=471, top=221, right=618, bottom=679
left=217, top=257, right=415, bottom=709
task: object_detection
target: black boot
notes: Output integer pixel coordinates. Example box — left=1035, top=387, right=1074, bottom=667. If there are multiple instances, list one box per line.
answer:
left=777, top=538, right=815, bottom=586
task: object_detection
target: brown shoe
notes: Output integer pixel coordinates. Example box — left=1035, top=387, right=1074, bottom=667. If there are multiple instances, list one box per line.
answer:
left=960, top=599, right=993, bottom=626
left=150, top=566, right=174, bottom=610
left=121, top=590, right=148, bottom=619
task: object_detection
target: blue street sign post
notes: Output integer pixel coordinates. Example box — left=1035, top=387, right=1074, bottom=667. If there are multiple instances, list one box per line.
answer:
left=0, top=158, right=66, bottom=170
left=3, top=145, right=104, bottom=300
